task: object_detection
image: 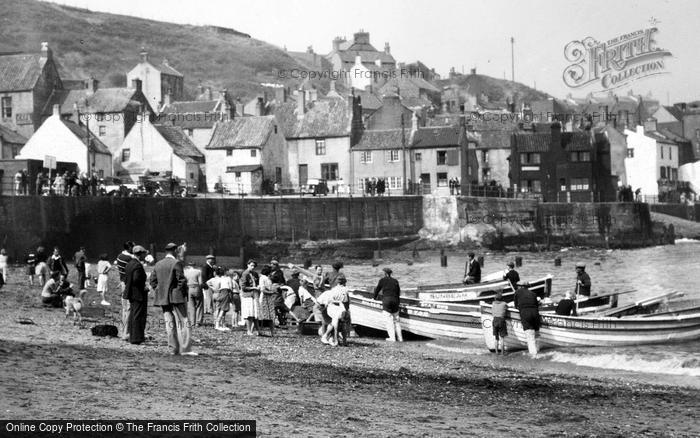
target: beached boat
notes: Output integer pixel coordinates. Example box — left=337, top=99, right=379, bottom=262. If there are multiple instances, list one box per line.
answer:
left=401, top=275, right=553, bottom=303
left=480, top=295, right=700, bottom=351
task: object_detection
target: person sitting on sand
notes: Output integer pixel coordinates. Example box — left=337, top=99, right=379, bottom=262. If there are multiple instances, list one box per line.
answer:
left=40, top=272, right=63, bottom=307
left=491, top=291, right=508, bottom=355
left=555, top=291, right=578, bottom=316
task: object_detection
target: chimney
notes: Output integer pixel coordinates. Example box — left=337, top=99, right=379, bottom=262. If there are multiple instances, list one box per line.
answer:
left=470, top=67, right=477, bottom=75
left=306, top=45, right=314, bottom=54
left=384, top=42, right=391, bottom=54
left=131, top=78, right=142, bottom=93
left=643, top=117, right=657, bottom=133
left=163, top=88, right=172, bottom=108
left=256, top=97, right=265, bottom=117
left=139, top=47, right=148, bottom=63
left=350, top=92, right=364, bottom=146
left=163, top=58, right=169, bottom=66
left=411, top=111, right=418, bottom=136
left=40, top=42, right=52, bottom=61
left=297, top=89, right=306, bottom=120
left=206, top=87, right=213, bottom=101
left=332, top=37, right=343, bottom=52
left=73, top=102, right=80, bottom=125
left=219, top=89, right=231, bottom=118
left=353, top=30, right=370, bottom=45
left=52, top=104, right=60, bottom=117
left=85, top=77, right=99, bottom=95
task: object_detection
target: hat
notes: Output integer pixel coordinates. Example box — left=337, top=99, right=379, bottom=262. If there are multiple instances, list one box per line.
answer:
left=164, top=242, right=178, bottom=251
left=575, top=262, right=586, bottom=269
left=507, top=261, right=515, bottom=268
left=516, top=280, right=527, bottom=286
left=468, top=252, right=475, bottom=257
left=383, top=267, right=393, bottom=275
left=132, top=245, right=148, bottom=254
left=247, top=259, right=257, bottom=266
left=270, top=259, right=279, bottom=265
left=206, top=254, right=216, bottom=260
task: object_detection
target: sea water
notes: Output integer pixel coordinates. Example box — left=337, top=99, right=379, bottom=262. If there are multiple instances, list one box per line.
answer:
left=342, top=240, right=700, bottom=377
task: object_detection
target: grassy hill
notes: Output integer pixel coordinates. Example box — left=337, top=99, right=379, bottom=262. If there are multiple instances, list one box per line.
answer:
left=0, top=0, right=304, bottom=100
left=438, top=73, right=551, bottom=107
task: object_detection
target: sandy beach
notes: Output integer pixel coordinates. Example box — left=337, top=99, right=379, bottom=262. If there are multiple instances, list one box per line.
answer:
left=1, top=267, right=699, bottom=437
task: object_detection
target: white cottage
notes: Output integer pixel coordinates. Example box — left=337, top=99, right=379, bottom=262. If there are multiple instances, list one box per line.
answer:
left=17, top=105, right=112, bottom=177
left=624, top=120, right=679, bottom=199
left=114, top=115, right=204, bottom=187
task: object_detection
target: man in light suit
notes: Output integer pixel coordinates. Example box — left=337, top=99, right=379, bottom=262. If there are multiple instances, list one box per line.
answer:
left=150, top=242, right=197, bottom=356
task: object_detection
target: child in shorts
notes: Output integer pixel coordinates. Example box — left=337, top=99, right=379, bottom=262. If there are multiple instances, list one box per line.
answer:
left=491, top=291, right=508, bottom=355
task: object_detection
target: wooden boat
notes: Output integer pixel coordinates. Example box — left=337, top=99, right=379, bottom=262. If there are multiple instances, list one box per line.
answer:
left=402, top=275, right=553, bottom=303
left=480, top=294, right=700, bottom=351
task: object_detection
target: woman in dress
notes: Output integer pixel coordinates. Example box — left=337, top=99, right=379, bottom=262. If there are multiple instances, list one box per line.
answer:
left=229, top=270, right=242, bottom=329
left=240, top=261, right=260, bottom=336
left=96, top=253, right=111, bottom=306
left=258, top=265, right=276, bottom=337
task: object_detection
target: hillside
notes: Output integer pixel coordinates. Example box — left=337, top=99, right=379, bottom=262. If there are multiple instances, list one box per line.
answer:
left=438, top=73, right=551, bottom=108
left=0, top=0, right=304, bottom=100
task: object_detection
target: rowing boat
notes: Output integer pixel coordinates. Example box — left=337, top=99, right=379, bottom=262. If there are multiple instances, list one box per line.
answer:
left=400, top=275, right=552, bottom=303
left=479, top=296, right=700, bottom=351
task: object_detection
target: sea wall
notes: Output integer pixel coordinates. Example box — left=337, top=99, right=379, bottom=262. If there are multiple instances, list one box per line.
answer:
left=0, top=196, right=423, bottom=262
left=419, top=196, right=669, bottom=249
left=649, top=203, right=699, bottom=222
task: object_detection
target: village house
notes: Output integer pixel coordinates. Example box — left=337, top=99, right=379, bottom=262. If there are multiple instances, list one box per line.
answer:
left=160, top=88, right=233, bottom=155
left=351, top=129, right=407, bottom=194
left=127, top=48, right=184, bottom=111
left=205, top=116, right=288, bottom=195
left=0, top=124, right=28, bottom=159
left=365, top=92, right=416, bottom=130
left=624, top=119, right=680, bottom=202
left=0, top=42, right=63, bottom=139
left=410, top=121, right=478, bottom=195
left=653, top=102, right=700, bottom=161
left=509, top=123, right=616, bottom=202
left=326, top=31, right=396, bottom=90
left=378, top=74, right=441, bottom=110
left=16, top=104, right=112, bottom=177
left=42, top=78, right=152, bottom=153
left=114, top=115, right=204, bottom=188
left=275, top=93, right=361, bottom=193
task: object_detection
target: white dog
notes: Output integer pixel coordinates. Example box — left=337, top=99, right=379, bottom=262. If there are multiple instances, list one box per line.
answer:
left=64, top=295, right=84, bottom=324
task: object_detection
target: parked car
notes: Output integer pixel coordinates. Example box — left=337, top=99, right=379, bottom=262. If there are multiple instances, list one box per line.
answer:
left=301, top=178, right=329, bottom=196
left=100, top=177, right=138, bottom=196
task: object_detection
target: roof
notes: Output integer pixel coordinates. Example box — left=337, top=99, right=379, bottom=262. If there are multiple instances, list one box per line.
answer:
left=646, top=130, right=677, bottom=145
left=153, top=125, right=204, bottom=160
left=61, top=119, right=111, bottom=155
left=353, top=129, right=405, bottom=150
left=44, top=88, right=145, bottom=115
left=154, top=61, right=183, bottom=77
left=663, top=105, right=684, bottom=121
left=226, top=165, right=263, bottom=173
left=471, top=130, right=512, bottom=149
left=412, top=126, right=462, bottom=148
left=274, top=99, right=350, bottom=139
left=0, top=53, right=44, bottom=92
left=563, top=132, right=593, bottom=151
left=207, top=116, right=276, bottom=149
left=336, top=50, right=395, bottom=65
left=657, top=128, right=689, bottom=143
left=354, top=90, right=383, bottom=111
left=0, top=124, right=28, bottom=145
left=162, top=101, right=218, bottom=114
left=513, top=133, right=551, bottom=152
left=161, top=99, right=229, bottom=129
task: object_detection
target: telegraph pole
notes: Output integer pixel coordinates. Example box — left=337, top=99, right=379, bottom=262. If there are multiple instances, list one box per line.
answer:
left=510, top=37, right=515, bottom=83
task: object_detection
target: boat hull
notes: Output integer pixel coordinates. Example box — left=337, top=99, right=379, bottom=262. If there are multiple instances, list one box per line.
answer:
left=480, top=303, right=700, bottom=351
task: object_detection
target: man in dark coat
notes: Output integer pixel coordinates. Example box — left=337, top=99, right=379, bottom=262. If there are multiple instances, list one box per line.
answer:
left=373, top=267, right=403, bottom=342
left=74, top=246, right=87, bottom=291
left=150, top=243, right=196, bottom=355
left=575, top=263, right=591, bottom=296
left=503, top=261, right=520, bottom=288
left=269, top=259, right=287, bottom=325
left=555, top=291, right=577, bottom=316
left=124, top=245, right=149, bottom=344
left=463, top=252, right=481, bottom=284
left=514, top=280, right=540, bottom=357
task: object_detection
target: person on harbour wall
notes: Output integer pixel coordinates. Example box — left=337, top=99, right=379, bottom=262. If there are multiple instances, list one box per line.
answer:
left=513, top=280, right=540, bottom=358
left=373, top=267, right=403, bottom=342
left=575, top=263, right=591, bottom=297
left=463, top=252, right=481, bottom=284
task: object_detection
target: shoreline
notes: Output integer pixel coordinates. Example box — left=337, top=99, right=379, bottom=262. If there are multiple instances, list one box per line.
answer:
left=0, top=273, right=699, bottom=436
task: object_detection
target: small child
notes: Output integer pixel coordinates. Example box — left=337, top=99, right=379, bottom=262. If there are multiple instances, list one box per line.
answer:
left=491, top=291, right=508, bottom=355
left=96, top=254, right=111, bottom=306
left=26, top=252, right=37, bottom=286
left=0, top=248, right=8, bottom=284
left=230, top=270, right=242, bottom=329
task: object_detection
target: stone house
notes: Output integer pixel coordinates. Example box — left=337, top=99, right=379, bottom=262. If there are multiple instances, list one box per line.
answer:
left=127, top=48, right=184, bottom=111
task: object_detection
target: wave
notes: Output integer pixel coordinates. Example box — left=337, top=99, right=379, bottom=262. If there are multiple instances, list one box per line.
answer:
left=425, top=342, right=487, bottom=356
left=541, top=351, right=700, bottom=377
left=675, top=238, right=700, bottom=244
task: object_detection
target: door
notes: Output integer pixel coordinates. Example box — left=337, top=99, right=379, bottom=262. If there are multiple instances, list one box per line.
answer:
left=420, top=173, right=431, bottom=194
left=298, top=164, right=308, bottom=187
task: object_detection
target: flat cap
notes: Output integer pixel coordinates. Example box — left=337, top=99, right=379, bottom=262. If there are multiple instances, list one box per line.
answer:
left=164, top=242, right=178, bottom=251
left=206, top=254, right=216, bottom=260
left=575, top=262, right=586, bottom=269
left=132, top=245, right=148, bottom=254
left=383, top=267, right=393, bottom=275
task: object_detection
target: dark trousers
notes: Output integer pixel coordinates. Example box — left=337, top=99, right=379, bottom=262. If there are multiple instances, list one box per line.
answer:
left=187, top=288, right=204, bottom=326
left=128, top=299, right=148, bottom=344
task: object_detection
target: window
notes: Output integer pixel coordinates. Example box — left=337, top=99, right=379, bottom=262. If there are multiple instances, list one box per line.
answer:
left=482, top=150, right=489, bottom=163
left=388, top=176, right=403, bottom=190
left=570, top=151, right=590, bottom=162
left=360, top=151, right=373, bottom=164
left=627, top=148, right=634, bottom=158
left=189, top=172, right=194, bottom=179
left=96, top=113, right=105, bottom=122
left=437, top=151, right=447, bottom=165
left=226, top=166, right=236, bottom=173
left=560, top=178, right=566, bottom=191
left=226, top=149, right=232, bottom=156
left=414, top=152, right=422, bottom=161
left=1, top=97, right=12, bottom=119
left=250, top=149, right=257, bottom=157
left=671, top=168, right=678, bottom=181
left=520, top=153, right=541, bottom=164
left=235, top=172, right=242, bottom=182
left=321, top=163, right=338, bottom=180
left=315, top=139, right=326, bottom=155
left=187, top=129, right=194, bottom=137
left=98, top=126, right=106, bottom=136
left=386, top=150, right=400, bottom=162
left=660, top=147, right=664, bottom=159
left=437, top=172, right=448, bottom=187
left=669, top=147, right=672, bottom=160
left=570, top=178, right=589, bottom=191
left=660, top=167, right=666, bottom=179
left=274, top=125, right=278, bottom=134
left=520, top=179, right=542, bottom=193
left=121, top=149, right=130, bottom=162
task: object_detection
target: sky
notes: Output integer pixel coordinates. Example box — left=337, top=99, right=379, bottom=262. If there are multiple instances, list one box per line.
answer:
left=44, top=0, right=700, bottom=103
